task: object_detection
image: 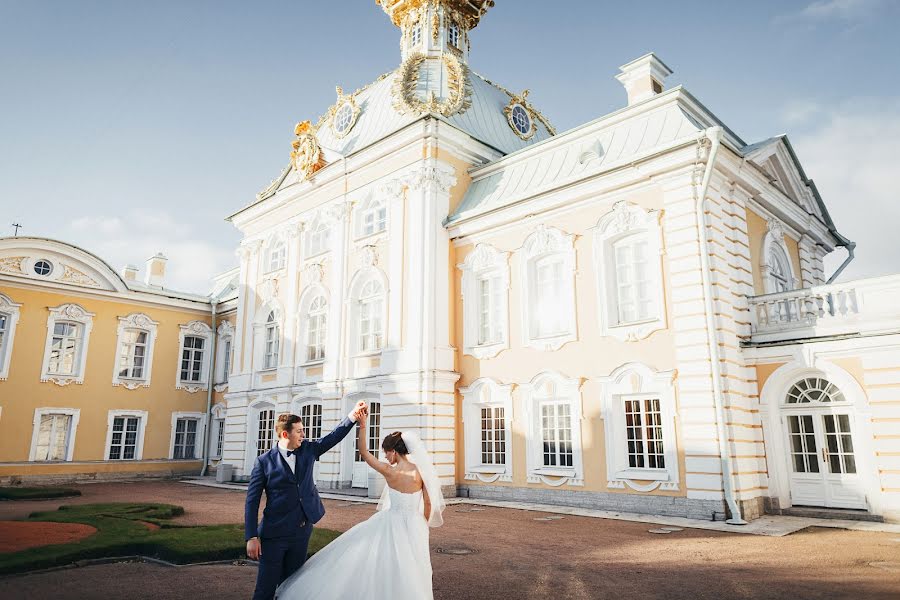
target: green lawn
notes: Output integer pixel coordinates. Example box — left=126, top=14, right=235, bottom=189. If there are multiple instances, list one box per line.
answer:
left=0, top=503, right=340, bottom=575
left=0, top=487, right=82, bottom=500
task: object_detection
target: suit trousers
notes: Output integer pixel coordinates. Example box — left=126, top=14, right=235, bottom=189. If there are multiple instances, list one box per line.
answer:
left=252, top=519, right=314, bottom=600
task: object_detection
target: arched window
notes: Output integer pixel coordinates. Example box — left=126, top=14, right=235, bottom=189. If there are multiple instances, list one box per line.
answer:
left=768, top=245, right=793, bottom=294
left=459, top=243, right=510, bottom=359
left=356, top=196, right=387, bottom=238
left=785, top=377, right=846, bottom=404
left=263, top=311, right=280, bottom=369
left=306, top=219, right=331, bottom=257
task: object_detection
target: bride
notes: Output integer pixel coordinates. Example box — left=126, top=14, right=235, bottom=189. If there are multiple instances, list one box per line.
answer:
left=275, top=408, right=446, bottom=600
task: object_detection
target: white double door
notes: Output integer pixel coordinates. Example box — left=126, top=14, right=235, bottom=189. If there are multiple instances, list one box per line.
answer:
left=351, top=401, right=382, bottom=488
left=785, top=410, right=866, bottom=510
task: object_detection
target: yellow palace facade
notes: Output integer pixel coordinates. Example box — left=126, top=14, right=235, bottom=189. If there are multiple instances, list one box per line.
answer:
left=3, top=0, right=899, bottom=524
left=0, top=237, right=237, bottom=483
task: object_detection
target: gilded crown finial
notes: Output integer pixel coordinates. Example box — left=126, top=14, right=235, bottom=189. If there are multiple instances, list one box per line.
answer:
left=335, top=86, right=344, bottom=99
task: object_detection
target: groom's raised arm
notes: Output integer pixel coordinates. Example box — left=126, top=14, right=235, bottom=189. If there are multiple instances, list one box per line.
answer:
left=312, top=401, right=365, bottom=458
left=244, top=456, right=265, bottom=541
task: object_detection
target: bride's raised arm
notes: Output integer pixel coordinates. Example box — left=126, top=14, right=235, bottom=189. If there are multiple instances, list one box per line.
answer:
left=357, top=418, right=392, bottom=477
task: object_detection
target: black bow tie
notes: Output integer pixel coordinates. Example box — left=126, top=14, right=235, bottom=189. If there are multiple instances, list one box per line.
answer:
left=285, top=449, right=296, bottom=458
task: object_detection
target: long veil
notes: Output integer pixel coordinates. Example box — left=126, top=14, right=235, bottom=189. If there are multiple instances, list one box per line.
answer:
left=376, top=431, right=446, bottom=527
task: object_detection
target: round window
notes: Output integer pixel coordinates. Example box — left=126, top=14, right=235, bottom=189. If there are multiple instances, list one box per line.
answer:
left=33, top=259, right=53, bottom=276
left=333, top=102, right=355, bottom=135
left=510, top=104, right=532, bottom=137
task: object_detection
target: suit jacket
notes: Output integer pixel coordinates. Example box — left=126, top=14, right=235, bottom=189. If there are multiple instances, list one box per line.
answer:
left=244, top=417, right=355, bottom=541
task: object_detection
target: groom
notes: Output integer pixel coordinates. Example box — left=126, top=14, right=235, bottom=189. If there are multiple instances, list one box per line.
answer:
left=245, top=401, right=367, bottom=600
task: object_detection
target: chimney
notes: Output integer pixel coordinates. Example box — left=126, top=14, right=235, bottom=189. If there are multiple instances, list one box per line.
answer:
left=616, top=53, right=673, bottom=106
left=121, top=264, right=139, bottom=282
left=144, top=253, right=168, bottom=287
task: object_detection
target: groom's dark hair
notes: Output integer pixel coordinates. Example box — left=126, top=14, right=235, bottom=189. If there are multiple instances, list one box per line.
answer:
left=276, top=413, right=303, bottom=437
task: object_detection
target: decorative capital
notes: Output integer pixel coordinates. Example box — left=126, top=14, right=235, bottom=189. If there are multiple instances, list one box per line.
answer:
left=405, top=163, right=457, bottom=192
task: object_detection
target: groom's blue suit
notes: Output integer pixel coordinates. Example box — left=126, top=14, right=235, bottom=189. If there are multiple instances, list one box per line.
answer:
left=245, top=417, right=355, bottom=600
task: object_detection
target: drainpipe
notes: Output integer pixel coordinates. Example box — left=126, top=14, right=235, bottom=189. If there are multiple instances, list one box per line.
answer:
left=695, top=126, right=746, bottom=525
left=826, top=241, right=856, bottom=284
left=200, top=299, right=218, bottom=477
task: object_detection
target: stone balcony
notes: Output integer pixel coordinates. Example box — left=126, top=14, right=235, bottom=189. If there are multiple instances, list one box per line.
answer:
left=747, top=275, right=900, bottom=344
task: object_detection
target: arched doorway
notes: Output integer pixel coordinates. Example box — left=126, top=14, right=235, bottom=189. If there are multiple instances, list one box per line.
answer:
left=780, top=376, right=866, bottom=509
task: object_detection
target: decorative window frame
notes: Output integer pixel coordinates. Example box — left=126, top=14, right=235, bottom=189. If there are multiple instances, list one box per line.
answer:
left=354, top=192, right=388, bottom=241
left=245, top=398, right=277, bottom=468
left=596, top=362, right=679, bottom=492
left=459, top=243, right=510, bottom=359
left=461, top=378, right=514, bottom=483
left=209, top=403, right=226, bottom=459
left=0, top=292, right=22, bottom=381
left=253, top=301, right=283, bottom=373
left=40, top=303, right=95, bottom=386
left=176, top=320, right=212, bottom=393
left=503, top=91, right=537, bottom=141
left=520, top=225, right=577, bottom=351
left=264, top=235, right=287, bottom=274
left=347, top=267, right=389, bottom=357
left=214, top=320, right=234, bottom=392
left=592, top=201, right=666, bottom=342
left=761, top=219, right=799, bottom=293
left=29, top=407, right=81, bottom=462
left=304, top=213, right=333, bottom=259
left=168, top=411, right=207, bottom=460
left=104, top=409, right=149, bottom=461
left=298, top=284, right=329, bottom=365
left=331, top=88, right=360, bottom=139
left=111, top=313, right=159, bottom=390
left=520, top=371, right=584, bottom=487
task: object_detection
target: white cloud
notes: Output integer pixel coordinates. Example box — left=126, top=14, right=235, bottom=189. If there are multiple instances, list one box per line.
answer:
left=786, top=97, right=900, bottom=281
left=776, top=0, right=886, bottom=25
left=67, top=210, right=235, bottom=294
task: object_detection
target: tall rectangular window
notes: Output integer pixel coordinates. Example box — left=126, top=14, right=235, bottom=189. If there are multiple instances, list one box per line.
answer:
left=613, top=236, right=654, bottom=324
left=118, top=330, right=148, bottom=379
left=0, top=313, right=8, bottom=357
left=264, top=321, right=279, bottom=369
left=180, top=336, right=205, bottom=382
left=363, top=205, right=387, bottom=236
left=480, top=406, right=506, bottom=465
left=109, top=416, right=140, bottom=460
left=624, top=398, right=665, bottom=469
left=214, top=418, right=225, bottom=457
left=477, top=275, right=503, bottom=345
left=173, top=418, right=198, bottom=459
left=35, top=414, right=72, bottom=461
left=300, top=404, right=323, bottom=441
left=257, top=409, right=275, bottom=456
left=534, top=258, right=565, bottom=337
left=448, top=22, right=459, bottom=47
left=359, top=298, right=384, bottom=352
left=48, top=322, right=80, bottom=375
left=221, top=339, right=231, bottom=384
left=541, top=402, right=573, bottom=468
left=306, top=296, right=327, bottom=362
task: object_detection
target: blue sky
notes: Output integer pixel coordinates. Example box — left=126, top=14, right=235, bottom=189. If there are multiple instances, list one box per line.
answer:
left=1, top=0, right=898, bottom=291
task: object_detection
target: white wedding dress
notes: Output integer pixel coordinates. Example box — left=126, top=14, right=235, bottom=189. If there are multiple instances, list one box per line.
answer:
left=275, top=487, right=433, bottom=600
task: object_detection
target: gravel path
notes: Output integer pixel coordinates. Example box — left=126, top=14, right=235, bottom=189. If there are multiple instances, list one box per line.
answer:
left=1, top=480, right=899, bottom=599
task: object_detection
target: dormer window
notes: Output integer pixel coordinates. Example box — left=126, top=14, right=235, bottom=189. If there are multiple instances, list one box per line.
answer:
left=448, top=22, right=460, bottom=48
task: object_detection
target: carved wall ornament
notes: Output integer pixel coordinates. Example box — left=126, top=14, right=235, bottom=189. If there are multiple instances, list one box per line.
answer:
left=61, top=265, right=102, bottom=288
left=767, top=217, right=785, bottom=238
left=303, top=263, right=324, bottom=284
left=360, top=245, right=379, bottom=268
left=258, top=277, right=279, bottom=303
left=391, top=52, right=472, bottom=117
left=0, top=256, right=25, bottom=274
left=290, top=121, right=327, bottom=181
